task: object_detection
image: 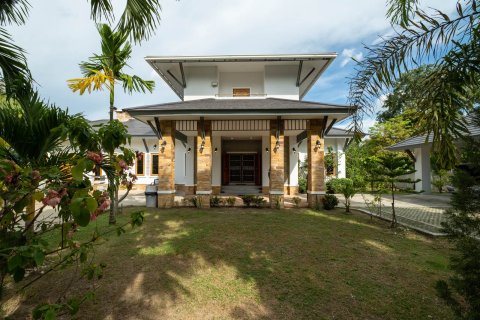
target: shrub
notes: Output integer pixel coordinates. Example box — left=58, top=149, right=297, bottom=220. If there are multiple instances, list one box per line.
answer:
left=329, top=178, right=357, bottom=212
left=326, top=180, right=335, bottom=194
left=241, top=195, right=265, bottom=208
left=210, top=195, right=221, bottom=207
left=322, top=194, right=339, bottom=210
left=190, top=196, right=203, bottom=208
left=298, top=177, right=307, bottom=194
left=432, top=169, right=450, bottom=193
left=226, top=196, right=236, bottom=207
left=292, top=196, right=302, bottom=208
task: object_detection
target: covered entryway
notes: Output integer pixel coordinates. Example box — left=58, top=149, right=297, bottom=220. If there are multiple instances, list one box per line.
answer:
left=228, top=154, right=257, bottom=184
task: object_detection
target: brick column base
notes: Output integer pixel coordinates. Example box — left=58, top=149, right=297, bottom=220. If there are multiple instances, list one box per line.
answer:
left=196, top=195, right=211, bottom=208
left=158, top=194, right=175, bottom=208
left=307, top=193, right=325, bottom=208
left=269, top=194, right=284, bottom=209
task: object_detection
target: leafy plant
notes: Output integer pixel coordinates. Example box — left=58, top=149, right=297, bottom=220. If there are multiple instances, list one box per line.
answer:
left=210, top=195, right=221, bottom=207
left=435, top=131, right=480, bottom=319
left=322, top=194, right=339, bottom=210
left=241, top=195, right=265, bottom=208
left=190, top=196, right=203, bottom=209
left=241, top=195, right=254, bottom=207
left=329, top=178, right=357, bottom=213
left=226, top=196, right=236, bottom=207
left=292, top=196, right=302, bottom=208
left=298, top=178, right=307, bottom=194
left=432, top=169, right=450, bottom=193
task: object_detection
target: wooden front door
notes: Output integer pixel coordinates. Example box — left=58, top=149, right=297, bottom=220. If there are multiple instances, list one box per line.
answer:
left=228, top=154, right=256, bottom=184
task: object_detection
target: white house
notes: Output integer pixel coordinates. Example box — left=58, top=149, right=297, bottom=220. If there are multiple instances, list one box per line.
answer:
left=109, top=53, right=355, bottom=208
left=388, top=114, right=480, bottom=192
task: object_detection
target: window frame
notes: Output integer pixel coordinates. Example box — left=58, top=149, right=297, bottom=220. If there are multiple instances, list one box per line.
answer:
left=150, top=153, right=159, bottom=176
left=135, top=156, right=145, bottom=176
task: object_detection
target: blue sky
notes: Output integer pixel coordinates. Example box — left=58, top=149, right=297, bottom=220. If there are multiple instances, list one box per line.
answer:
left=8, top=0, right=452, bottom=129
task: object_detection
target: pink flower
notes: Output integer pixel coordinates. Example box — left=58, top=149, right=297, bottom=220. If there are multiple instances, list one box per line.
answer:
left=90, top=212, right=97, bottom=221
left=118, top=160, right=128, bottom=170
left=87, top=151, right=103, bottom=164
left=4, top=174, right=14, bottom=184
left=31, top=170, right=41, bottom=181
left=41, top=190, right=63, bottom=208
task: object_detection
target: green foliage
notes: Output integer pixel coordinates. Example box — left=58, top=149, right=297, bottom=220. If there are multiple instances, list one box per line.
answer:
left=369, top=152, right=419, bottom=227
left=292, top=196, right=301, bottom=208
left=226, top=196, right=236, bottom=207
left=325, top=180, right=335, bottom=194
left=349, top=0, right=480, bottom=169
left=322, top=194, right=339, bottom=210
left=329, top=178, right=357, bottom=213
left=210, top=196, right=221, bottom=208
left=432, top=170, right=450, bottom=193
left=298, top=177, right=307, bottom=194
left=190, top=196, right=203, bottom=208
left=241, top=195, right=266, bottom=208
left=436, top=132, right=480, bottom=318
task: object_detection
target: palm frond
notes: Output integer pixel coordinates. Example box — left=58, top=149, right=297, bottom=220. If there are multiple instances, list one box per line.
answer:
left=349, top=0, right=480, bottom=169
left=67, top=69, right=113, bottom=94
left=88, top=0, right=114, bottom=24
left=119, top=73, right=155, bottom=94
left=0, top=27, right=31, bottom=96
left=115, top=0, right=162, bottom=43
left=386, top=0, right=419, bottom=26
left=0, top=0, right=30, bottom=26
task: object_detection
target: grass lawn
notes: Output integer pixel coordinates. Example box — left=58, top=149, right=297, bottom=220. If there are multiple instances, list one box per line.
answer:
left=3, top=208, right=454, bottom=319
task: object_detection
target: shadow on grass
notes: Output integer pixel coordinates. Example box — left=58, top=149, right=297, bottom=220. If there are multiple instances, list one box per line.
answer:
left=5, top=208, right=453, bottom=320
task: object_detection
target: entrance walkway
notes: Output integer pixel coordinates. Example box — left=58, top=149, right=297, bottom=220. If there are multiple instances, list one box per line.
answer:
left=350, top=193, right=451, bottom=236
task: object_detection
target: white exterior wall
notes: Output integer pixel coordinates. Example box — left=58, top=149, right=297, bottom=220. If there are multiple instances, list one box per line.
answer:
left=174, top=139, right=186, bottom=185
left=184, top=66, right=218, bottom=101
left=288, top=135, right=299, bottom=187
left=218, top=72, right=264, bottom=96
left=264, top=65, right=299, bottom=100
left=414, top=146, right=432, bottom=192
left=262, top=135, right=270, bottom=188
left=212, top=136, right=222, bottom=187
left=336, top=139, right=346, bottom=178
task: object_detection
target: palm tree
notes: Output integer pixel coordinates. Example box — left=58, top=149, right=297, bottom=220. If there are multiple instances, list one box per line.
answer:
left=0, top=0, right=162, bottom=95
left=68, top=23, right=155, bottom=224
left=349, top=0, right=480, bottom=169
left=0, top=89, right=75, bottom=228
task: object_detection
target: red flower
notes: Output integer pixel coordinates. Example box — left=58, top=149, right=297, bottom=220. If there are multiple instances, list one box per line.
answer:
left=87, top=151, right=103, bottom=164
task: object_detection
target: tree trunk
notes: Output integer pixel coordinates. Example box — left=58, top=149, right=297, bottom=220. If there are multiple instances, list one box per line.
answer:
left=108, top=83, right=117, bottom=225
left=390, top=182, right=396, bottom=228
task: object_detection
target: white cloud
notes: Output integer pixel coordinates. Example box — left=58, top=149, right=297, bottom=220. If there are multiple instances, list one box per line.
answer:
left=340, top=48, right=364, bottom=67
left=7, top=0, right=455, bottom=119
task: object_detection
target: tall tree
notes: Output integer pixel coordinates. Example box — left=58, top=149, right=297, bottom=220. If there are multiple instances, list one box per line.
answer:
left=349, top=0, right=480, bottom=169
left=68, top=24, right=154, bottom=224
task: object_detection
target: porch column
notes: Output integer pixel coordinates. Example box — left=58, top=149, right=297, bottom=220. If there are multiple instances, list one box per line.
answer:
left=157, top=120, right=175, bottom=208
left=196, top=119, right=212, bottom=207
left=211, top=135, right=222, bottom=195
left=414, top=146, right=431, bottom=193
left=261, top=135, right=270, bottom=194
left=307, top=119, right=325, bottom=208
left=269, top=119, right=285, bottom=208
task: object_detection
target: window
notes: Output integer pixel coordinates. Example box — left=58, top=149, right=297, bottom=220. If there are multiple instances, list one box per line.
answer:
left=136, top=157, right=145, bottom=176
left=233, top=88, right=250, bottom=97
left=151, top=154, right=159, bottom=175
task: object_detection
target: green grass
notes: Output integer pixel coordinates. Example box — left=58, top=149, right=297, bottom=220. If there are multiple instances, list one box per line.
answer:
left=3, top=208, right=454, bottom=319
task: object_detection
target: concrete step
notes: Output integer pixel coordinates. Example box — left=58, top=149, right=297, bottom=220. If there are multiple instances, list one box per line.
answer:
left=221, top=185, right=262, bottom=195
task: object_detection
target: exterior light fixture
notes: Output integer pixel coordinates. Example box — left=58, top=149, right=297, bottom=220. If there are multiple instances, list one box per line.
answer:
left=265, top=147, right=269, bottom=153
left=187, top=147, right=191, bottom=153
left=214, top=147, right=218, bottom=153
left=316, top=140, right=321, bottom=147
left=292, top=147, right=296, bottom=154
left=275, top=140, right=280, bottom=149
left=153, top=144, right=157, bottom=150
left=199, top=141, right=205, bottom=152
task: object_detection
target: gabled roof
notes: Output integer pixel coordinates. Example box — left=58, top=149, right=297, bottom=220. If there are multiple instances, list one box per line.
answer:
left=388, top=114, right=480, bottom=151
left=124, top=98, right=353, bottom=116
left=146, top=53, right=337, bottom=100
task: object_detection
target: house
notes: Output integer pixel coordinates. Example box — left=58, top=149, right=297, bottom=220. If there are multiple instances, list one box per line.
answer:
left=115, top=53, right=355, bottom=208
left=388, top=114, right=480, bottom=192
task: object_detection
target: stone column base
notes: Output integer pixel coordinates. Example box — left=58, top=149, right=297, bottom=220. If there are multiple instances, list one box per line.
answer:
left=158, top=194, right=175, bottom=208
left=269, top=193, right=284, bottom=209
left=307, top=193, right=325, bottom=209
left=195, top=194, right=211, bottom=208
left=261, top=186, right=269, bottom=194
